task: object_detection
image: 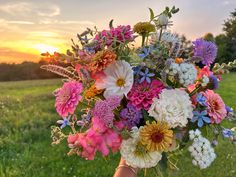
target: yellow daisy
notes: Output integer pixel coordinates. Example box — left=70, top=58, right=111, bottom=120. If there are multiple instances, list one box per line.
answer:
left=140, top=121, right=173, bottom=152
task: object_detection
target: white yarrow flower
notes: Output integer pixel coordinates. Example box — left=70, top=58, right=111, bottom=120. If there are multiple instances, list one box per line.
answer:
left=188, top=129, right=216, bottom=169
left=95, top=60, right=134, bottom=98
left=148, top=89, right=193, bottom=128
left=157, top=14, right=169, bottom=26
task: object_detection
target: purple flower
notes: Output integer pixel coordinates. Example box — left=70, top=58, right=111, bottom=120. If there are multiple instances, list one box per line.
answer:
left=193, top=38, right=217, bottom=66
left=139, top=68, right=155, bottom=83
left=222, top=129, right=233, bottom=138
left=120, top=104, right=142, bottom=129
left=209, top=75, right=219, bottom=90
left=93, top=100, right=114, bottom=126
left=57, top=117, right=70, bottom=129
left=196, top=93, right=208, bottom=107
left=106, top=96, right=121, bottom=110
left=225, top=105, right=233, bottom=114
left=191, top=110, right=211, bottom=127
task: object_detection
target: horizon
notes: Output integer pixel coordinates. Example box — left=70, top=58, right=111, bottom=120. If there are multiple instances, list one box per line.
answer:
left=0, top=0, right=235, bottom=64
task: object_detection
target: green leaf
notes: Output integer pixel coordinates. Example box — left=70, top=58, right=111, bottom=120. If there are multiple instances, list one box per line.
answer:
left=149, top=8, right=155, bottom=21
left=109, top=19, right=114, bottom=29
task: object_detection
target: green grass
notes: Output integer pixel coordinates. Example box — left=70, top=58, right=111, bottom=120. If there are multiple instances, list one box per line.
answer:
left=0, top=74, right=236, bottom=177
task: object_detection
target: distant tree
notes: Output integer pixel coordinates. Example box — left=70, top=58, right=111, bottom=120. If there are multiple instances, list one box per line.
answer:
left=215, top=9, right=236, bottom=63
left=203, top=33, right=215, bottom=42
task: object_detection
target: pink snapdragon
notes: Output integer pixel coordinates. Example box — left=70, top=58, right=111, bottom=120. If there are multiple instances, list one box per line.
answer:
left=67, top=117, right=122, bottom=160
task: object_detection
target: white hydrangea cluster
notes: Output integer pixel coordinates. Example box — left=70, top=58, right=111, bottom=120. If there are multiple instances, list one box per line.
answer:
left=166, top=62, right=197, bottom=87
left=188, top=129, right=216, bottom=169
left=148, top=89, right=193, bottom=128
left=201, top=75, right=209, bottom=87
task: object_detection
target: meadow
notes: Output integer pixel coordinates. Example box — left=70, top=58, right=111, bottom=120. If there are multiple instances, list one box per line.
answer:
left=0, top=74, right=236, bottom=177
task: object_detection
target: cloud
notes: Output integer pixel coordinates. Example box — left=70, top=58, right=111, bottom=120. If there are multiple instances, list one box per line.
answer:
left=223, top=0, right=236, bottom=5
left=0, top=2, right=31, bottom=15
left=0, top=1, right=60, bottom=17
left=6, top=21, right=35, bottom=25
left=39, top=19, right=95, bottom=25
left=36, top=5, right=60, bottom=17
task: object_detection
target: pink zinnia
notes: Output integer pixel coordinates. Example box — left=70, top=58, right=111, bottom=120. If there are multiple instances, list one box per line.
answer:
left=127, top=79, right=165, bottom=110
left=55, top=81, right=83, bottom=117
left=203, top=90, right=226, bottom=124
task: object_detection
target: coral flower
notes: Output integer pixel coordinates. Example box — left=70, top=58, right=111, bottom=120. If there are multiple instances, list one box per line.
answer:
left=84, top=84, right=103, bottom=100
left=88, top=50, right=117, bottom=74
left=203, top=90, right=227, bottom=124
left=140, top=121, right=173, bottom=152
left=127, top=79, right=164, bottom=110
left=55, top=81, right=83, bottom=117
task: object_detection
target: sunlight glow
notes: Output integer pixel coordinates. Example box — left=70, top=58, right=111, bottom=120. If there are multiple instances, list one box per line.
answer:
left=34, top=44, right=59, bottom=54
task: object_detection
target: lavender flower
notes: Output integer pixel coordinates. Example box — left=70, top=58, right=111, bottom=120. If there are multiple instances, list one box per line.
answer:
left=191, top=110, right=211, bottom=127
left=120, top=104, right=142, bottom=128
left=139, top=68, right=155, bottom=83
left=193, top=38, right=217, bottom=66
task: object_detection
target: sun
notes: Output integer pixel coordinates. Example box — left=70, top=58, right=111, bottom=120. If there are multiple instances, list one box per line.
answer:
left=34, top=44, right=59, bottom=54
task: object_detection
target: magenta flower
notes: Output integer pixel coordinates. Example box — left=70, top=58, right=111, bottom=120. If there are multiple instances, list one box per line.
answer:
left=127, top=79, right=165, bottom=110
left=55, top=81, right=83, bottom=117
left=203, top=90, right=227, bottom=124
left=94, top=25, right=134, bottom=49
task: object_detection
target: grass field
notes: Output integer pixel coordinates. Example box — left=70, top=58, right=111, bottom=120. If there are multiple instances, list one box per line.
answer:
left=0, top=74, right=236, bottom=177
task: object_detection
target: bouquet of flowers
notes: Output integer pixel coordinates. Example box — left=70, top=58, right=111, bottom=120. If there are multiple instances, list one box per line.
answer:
left=42, top=6, right=236, bottom=174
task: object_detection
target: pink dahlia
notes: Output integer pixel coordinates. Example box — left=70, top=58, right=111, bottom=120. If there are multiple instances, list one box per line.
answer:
left=203, top=90, right=227, bottom=124
left=55, top=81, right=83, bottom=117
left=127, top=79, right=165, bottom=110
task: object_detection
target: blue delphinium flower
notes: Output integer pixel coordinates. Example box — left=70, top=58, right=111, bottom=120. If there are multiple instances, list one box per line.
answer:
left=139, top=68, right=155, bottom=83
left=222, top=129, right=233, bottom=138
left=139, top=46, right=151, bottom=59
left=191, top=110, right=211, bottom=127
left=57, top=117, right=70, bottom=129
left=196, top=93, right=208, bottom=107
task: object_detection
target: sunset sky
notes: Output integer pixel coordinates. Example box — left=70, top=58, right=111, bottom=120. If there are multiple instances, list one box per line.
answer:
left=0, top=0, right=235, bottom=63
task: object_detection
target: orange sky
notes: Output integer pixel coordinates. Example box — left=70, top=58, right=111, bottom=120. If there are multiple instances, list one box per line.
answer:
left=0, top=0, right=235, bottom=64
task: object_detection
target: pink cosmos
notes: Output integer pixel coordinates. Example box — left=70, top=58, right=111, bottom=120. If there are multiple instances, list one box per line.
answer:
left=55, top=81, right=83, bottom=117
left=203, top=90, right=227, bottom=124
left=127, top=79, right=165, bottom=110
